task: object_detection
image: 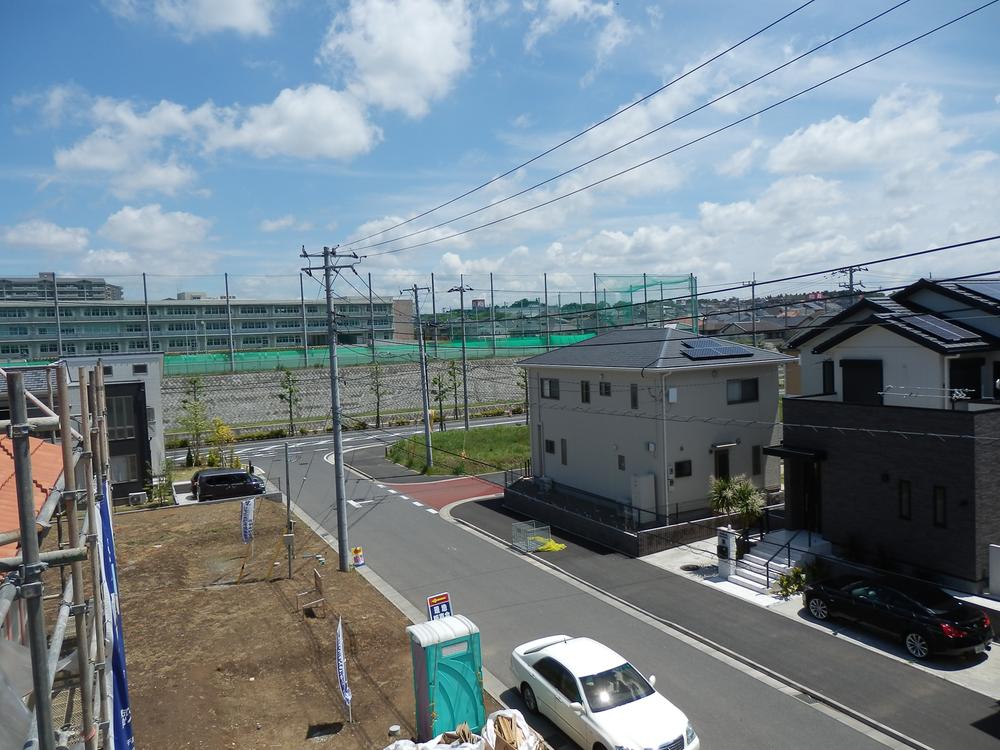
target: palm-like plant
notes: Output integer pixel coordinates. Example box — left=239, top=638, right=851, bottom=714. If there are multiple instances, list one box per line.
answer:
left=709, top=474, right=764, bottom=530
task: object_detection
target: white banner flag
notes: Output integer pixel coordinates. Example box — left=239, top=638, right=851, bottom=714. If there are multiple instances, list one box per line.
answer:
left=336, top=616, right=352, bottom=716
left=240, top=498, right=254, bottom=544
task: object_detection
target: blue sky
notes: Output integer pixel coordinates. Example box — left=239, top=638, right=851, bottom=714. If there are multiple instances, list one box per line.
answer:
left=2, top=0, right=999, bottom=306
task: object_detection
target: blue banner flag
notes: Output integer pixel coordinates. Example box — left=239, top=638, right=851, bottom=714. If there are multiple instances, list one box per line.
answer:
left=100, top=481, right=135, bottom=749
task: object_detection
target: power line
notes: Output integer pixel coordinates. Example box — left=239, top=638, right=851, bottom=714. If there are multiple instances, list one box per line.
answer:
left=339, top=0, right=819, bottom=250
left=358, top=0, right=913, bottom=254
left=366, top=2, right=999, bottom=258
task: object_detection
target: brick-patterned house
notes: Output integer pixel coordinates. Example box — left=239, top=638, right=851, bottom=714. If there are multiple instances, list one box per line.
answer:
left=771, top=279, right=1000, bottom=593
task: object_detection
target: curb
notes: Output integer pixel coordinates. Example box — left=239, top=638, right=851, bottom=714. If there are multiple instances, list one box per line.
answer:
left=440, top=503, right=932, bottom=750
left=288, top=498, right=510, bottom=711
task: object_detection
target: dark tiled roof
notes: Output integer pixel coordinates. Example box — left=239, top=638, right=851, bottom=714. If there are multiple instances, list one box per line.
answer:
left=520, top=327, right=793, bottom=370
left=0, top=365, right=58, bottom=399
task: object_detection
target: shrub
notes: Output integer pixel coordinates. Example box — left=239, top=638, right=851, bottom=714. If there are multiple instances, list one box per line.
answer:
left=185, top=447, right=194, bottom=467
left=774, top=567, right=807, bottom=599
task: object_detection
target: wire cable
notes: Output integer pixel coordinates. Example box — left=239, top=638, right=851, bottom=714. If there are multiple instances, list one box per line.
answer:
left=367, top=1, right=999, bottom=258
left=339, top=0, right=819, bottom=250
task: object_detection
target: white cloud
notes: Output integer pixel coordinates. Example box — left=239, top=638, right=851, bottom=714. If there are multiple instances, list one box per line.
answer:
left=1, top=219, right=90, bottom=253
left=259, top=214, right=313, bottom=232
left=12, top=84, right=89, bottom=128
left=79, top=249, right=136, bottom=274
left=319, top=0, right=474, bottom=118
left=767, top=87, right=965, bottom=175
left=208, top=85, right=381, bottom=159
left=99, top=204, right=211, bottom=253
left=525, top=0, right=614, bottom=50
left=716, top=139, right=764, bottom=177
left=50, top=85, right=380, bottom=197
left=104, top=0, right=277, bottom=38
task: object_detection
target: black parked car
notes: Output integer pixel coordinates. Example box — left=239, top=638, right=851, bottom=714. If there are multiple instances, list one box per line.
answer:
left=803, top=575, right=993, bottom=659
left=191, top=468, right=266, bottom=502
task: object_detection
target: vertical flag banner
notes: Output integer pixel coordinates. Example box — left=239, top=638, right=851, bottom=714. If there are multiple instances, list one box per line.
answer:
left=240, top=498, right=255, bottom=544
left=100, top=480, right=135, bottom=749
left=336, top=616, right=352, bottom=722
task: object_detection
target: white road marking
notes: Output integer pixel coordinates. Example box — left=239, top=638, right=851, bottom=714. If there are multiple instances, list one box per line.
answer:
left=425, top=508, right=438, bottom=514
left=411, top=501, right=424, bottom=507
left=387, top=489, right=398, bottom=495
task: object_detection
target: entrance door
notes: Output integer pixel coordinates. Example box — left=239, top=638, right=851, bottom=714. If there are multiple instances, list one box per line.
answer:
left=714, top=449, right=730, bottom=481
left=802, top=459, right=822, bottom=534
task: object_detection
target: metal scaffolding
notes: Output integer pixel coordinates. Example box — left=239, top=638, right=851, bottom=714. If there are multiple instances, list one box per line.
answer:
left=1, top=360, right=119, bottom=749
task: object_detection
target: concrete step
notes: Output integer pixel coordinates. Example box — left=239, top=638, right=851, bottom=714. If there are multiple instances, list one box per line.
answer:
left=732, top=565, right=770, bottom=587
left=729, top=573, right=769, bottom=594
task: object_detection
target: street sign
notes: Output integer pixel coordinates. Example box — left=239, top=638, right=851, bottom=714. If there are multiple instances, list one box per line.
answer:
left=426, top=592, right=453, bottom=621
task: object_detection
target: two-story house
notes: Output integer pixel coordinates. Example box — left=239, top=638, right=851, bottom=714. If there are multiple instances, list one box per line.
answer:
left=773, top=278, right=1000, bottom=593
left=512, top=327, right=792, bottom=554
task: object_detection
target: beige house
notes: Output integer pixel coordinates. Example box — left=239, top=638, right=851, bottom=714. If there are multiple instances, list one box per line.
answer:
left=520, top=327, right=793, bottom=524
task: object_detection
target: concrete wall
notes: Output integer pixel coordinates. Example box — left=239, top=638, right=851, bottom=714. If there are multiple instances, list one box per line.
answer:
left=527, top=362, right=782, bottom=520
left=783, top=398, right=1000, bottom=591
left=163, top=358, right=523, bottom=434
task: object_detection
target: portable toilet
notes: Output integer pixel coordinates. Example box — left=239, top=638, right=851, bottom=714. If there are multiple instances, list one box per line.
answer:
left=406, top=614, right=486, bottom=741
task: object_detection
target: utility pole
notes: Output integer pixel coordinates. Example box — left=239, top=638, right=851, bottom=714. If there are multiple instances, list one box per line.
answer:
left=300, top=272, right=309, bottom=367
left=143, top=272, right=153, bottom=353
left=489, top=272, right=496, bottom=357
left=300, top=245, right=359, bottom=573
left=285, top=443, right=293, bottom=579
left=836, top=264, right=868, bottom=304
left=448, top=277, right=473, bottom=430
left=8, top=373, right=56, bottom=750
left=368, top=272, right=376, bottom=364
left=543, top=273, right=550, bottom=350
left=750, top=273, right=757, bottom=347
left=224, top=272, right=235, bottom=373
left=430, top=273, right=438, bottom=357
left=403, top=285, right=434, bottom=468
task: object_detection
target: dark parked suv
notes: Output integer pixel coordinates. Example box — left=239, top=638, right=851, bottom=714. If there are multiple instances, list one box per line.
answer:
left=803, top=575, right=993, bottom=659
left=191, top=468, right=266, bottom=502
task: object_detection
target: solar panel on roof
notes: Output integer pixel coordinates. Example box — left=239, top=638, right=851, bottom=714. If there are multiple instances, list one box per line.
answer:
left=956, top=281, right=1000, bottom=304
left=681, top=338, right=754, bottom=360
left=907, top=314, right=978, bottom=342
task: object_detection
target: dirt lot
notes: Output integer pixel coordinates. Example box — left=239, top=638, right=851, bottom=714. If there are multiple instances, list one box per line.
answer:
left=114, top=498, right=474, bottom=749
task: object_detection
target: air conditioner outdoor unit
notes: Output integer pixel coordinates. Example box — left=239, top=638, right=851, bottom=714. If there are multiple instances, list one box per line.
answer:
left=128, top=491, right=148, bottom=506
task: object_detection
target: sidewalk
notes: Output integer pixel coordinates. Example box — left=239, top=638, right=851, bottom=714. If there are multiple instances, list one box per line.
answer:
left=450, top=498, right=1000, bottom=750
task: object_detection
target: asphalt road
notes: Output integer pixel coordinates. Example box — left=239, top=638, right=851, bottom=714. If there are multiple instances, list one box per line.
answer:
left=246, top=440, right=918, bottom=750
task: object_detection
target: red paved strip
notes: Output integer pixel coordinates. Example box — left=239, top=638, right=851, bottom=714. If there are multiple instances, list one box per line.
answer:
left=385, top=476, right=502, bottom=510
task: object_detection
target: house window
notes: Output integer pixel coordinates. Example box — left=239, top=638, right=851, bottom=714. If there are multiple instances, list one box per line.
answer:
left=103, top=365, right=114, bottom=376
left=109, top=454, right=139, bottom=483
left=132, top=364, right=148, bottom=375
left=580, top=380, right=590, bottom=403
left=540, top=378, right=560, bottom=399
left=106, top=395, right=136, bottom=440
left=898, top=480, right=911, bottom=520
left=726, top=377, right=759, bottom=404
left=544, top=439, right=555, bottom=454
left=617, top=454, right=626, bottom=471
left=752, top=445, right=762, bottom=475
left=822, top=360, right=835, bottom=395
left=933, top=486, right=947, bottom=528
left=599, top=381, right=612, bottom=397
left=560, top=438, right=567, bottom=465
left=630, top=383, right=639, bottom=409
left=674, top=460, right=692, bottom=478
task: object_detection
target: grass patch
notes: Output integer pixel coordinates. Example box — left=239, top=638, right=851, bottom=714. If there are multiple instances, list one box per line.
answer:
left=387, top=424, right=529, bottom=476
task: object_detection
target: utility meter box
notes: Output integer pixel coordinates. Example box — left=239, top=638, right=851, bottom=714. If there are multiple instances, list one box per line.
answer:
left=406, top=614, right=486, bottom=741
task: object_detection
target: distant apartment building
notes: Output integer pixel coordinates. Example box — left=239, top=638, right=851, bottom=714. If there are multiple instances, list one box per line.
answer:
left=0, top=295, right=414, bottom=360
left=0, top=272, right=123, bottom=301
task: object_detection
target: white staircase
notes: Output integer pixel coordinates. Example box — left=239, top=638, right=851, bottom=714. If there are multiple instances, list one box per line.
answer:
left=728, top=538, right=806, bottom=595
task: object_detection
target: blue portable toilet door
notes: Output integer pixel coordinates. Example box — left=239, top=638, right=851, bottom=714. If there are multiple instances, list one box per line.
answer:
left=428, top=639, right=485, bottom=736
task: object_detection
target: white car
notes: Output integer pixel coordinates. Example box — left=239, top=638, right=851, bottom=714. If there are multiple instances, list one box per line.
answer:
left=510, top=635, right=699, bottom=750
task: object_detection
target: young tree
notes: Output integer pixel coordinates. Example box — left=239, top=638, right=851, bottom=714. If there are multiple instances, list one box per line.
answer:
left=430, top=375, right=448, bottom=431
left=368, top=361, right=387, bottom=429
left=516, top=369, right=528, bottom=425
left=178, top=377, right=210, bottom=464
left=207, top=418, right=236, bottom=467
left=446, top=360, right=460, bottom=419
left=276, top=367, right=302, bottom=435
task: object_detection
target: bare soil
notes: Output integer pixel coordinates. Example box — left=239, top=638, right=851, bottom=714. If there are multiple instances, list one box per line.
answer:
left=114, top=498, right=447, bottom=749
